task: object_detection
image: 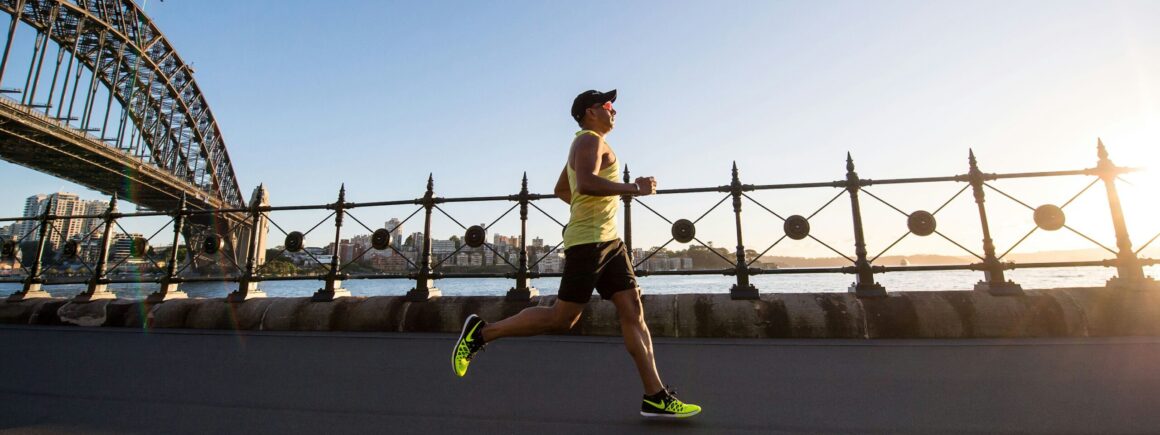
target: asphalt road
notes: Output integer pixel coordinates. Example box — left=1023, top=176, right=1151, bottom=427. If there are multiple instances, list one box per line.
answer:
left=2, top=326, right=1158, bottom=434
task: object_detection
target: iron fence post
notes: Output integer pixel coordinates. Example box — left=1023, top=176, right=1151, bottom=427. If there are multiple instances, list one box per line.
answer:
left=845, top=153, right=886, bottom=297
left=729, top=162, right=759, bottom=299
left=76, top=194, right=118, bottom=301
left=1095, top=140, right=1157, bottom=290
left=506, top=173, right=538, bottom=301
left=8, top=205, right=51, bottom=301
left=228, top=189, right=268, bottom=302
left=968, top=150, right=1023, bottom=295
left=314, top=184, right=351, bottom=301
left=148, top=194, right=188, bottom=302
left=407, top=174, right=442, bottom=301
left=622, top=165, right=634, bottom=264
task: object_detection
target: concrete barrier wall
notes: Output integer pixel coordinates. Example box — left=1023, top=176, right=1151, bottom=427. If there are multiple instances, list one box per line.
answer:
left=3, top=287, right=1159, bottom=338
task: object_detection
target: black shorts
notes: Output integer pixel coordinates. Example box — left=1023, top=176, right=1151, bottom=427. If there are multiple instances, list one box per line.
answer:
left=558, top=239, right=638, bottom=303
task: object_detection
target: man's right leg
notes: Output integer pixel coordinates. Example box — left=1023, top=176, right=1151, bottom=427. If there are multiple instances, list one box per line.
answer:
left=481, top=300, right=585, bottom=342
left=452, top=300, right=585, bottom=376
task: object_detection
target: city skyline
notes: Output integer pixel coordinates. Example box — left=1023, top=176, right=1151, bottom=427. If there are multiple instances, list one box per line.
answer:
left=4, top=186, right=1159, bottom=264
left=1, top=1, right=1158, bottom=259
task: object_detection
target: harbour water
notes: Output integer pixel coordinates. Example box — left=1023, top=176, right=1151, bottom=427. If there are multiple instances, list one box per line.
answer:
left=2, top=266, right=1157, bottom=300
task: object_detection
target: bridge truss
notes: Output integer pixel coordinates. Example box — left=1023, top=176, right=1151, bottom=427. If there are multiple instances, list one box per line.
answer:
left=0, top=0, right=243, bottom=211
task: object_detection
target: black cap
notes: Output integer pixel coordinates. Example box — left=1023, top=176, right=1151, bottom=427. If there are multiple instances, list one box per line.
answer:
left=571, top=89, right=617, bottom=123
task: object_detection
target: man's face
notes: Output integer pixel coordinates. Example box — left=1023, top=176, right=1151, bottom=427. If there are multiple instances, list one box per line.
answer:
left=586, top=101, right=616, bottom=130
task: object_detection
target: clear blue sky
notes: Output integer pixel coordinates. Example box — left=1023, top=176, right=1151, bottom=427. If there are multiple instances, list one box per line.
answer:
left=2, top=0, right=1159, bottom=257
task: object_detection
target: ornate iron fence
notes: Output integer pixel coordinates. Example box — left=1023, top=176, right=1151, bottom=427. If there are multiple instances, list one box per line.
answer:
left=3, top=140, right=1158, bottom=303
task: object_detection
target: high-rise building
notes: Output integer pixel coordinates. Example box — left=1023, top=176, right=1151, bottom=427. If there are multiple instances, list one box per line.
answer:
left=19, top=194, right=48, bottom=240
left=407, top=231, right=425, bottom=249
left=50, top=193, right=84, bottom=250
left=18, top=193, right=107, bottom=250
left=79, top=199, right=109, bottom=237
left=385, top=218, right=403, bottom=247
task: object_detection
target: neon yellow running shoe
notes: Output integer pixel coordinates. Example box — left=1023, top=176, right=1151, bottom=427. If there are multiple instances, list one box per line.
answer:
left=641, top=387, right=701, bottom=418
left=452, top=314, right=486, bottom=377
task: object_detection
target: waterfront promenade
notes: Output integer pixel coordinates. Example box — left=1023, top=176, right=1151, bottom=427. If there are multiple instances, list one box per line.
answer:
left=3, top=325, right=1158, bottom=434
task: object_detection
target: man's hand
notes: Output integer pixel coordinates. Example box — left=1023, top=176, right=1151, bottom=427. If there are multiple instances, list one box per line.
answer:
left=634, top=177, right=657, bottom=195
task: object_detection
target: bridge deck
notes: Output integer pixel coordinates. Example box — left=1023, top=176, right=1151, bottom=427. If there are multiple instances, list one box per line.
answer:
left=0, top=96, right=233, bottom=213
left=2, top=326, right=1157, bottom=434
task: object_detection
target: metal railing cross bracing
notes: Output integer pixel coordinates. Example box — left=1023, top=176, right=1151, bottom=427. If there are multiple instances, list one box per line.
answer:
left=3, top=140, right=1158, bottom=302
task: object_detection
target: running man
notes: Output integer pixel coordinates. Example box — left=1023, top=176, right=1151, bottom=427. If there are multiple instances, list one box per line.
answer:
left=452, top=89, right=701, bottom=419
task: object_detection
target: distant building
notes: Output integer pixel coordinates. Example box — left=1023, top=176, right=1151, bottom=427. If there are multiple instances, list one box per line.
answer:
left=385, top=218, right=404, bottom=247
left=18, top=193, right=107, bottom=250
left=407, top=231, right=425, bottom=249
left=109, top=233, right=143, bottom=262
left=537, top=251, right=564, bottom=273
left=79, top=199, right=108, bottom=237
left=18, top=194, right=48, bottom=240
left=431, top=239, right=456, bottom=254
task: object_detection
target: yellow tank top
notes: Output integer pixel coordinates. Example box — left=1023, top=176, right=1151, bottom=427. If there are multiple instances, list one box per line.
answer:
left=563, top=130, right=620, bottom=249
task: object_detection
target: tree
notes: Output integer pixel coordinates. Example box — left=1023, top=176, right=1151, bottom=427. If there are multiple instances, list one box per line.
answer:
left=404, top=234, right=415, bottom=249
left=261, top=258, right=298, bottom=276
left=450, top=235, right=461, bottom=249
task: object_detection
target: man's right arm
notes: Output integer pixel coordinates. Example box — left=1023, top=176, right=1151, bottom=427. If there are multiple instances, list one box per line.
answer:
left=572, top=135, right=641, bottom=196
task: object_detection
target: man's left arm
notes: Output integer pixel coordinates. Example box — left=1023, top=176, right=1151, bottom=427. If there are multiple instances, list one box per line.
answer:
left=554, top=165, right=572, bottom=204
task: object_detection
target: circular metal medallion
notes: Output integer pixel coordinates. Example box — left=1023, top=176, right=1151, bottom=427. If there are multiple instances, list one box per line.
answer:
left=284, top=231, right=305, bottom=253
left=372, top=228, right=392, bottom=250
left=1034, top=204, right=1065, bottom=231
left=907, top=210, right=937, bottom=237
left=63, top=240, right=79, bottom=258
left=464, top=225, right=486, bottom=248
left=131, top=237, right=149, bottom=257
left=672, top=219, right=696, bottom=244
left=203, top=234, right=224, bottom=256
left=784, top=215, right=810, bottom=240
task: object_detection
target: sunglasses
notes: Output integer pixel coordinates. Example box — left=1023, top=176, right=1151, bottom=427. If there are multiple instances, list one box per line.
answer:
left=600, top=101, right=613, bottom=111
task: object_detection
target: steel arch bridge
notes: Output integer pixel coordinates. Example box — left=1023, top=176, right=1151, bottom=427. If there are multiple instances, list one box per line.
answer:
left=0, top=0, right=244, bottom=212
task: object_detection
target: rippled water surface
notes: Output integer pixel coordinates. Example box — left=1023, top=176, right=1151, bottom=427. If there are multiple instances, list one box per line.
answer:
left=3, top=266, right=1157, bottom=299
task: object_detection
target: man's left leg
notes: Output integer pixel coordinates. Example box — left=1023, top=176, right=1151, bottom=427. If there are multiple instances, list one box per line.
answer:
left=611, top=288, right=702, bottom=418
left=610, top=289, right=663, bottom=394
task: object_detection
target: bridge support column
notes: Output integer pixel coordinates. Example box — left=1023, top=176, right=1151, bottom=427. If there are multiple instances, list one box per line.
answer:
left=314, top=185, right=350, bottom=302
left=228, top=186, right=268, bottom=302
left=406, top=175, right=441, bottom=301
left=75, top=195, right=118, bottom=302
left=967, top=150, right=1023, bottom=296
left=8, top=206, right=51, bottom=301
left=148, top=195, right=188, bottom=303
left=845, top=154, right=886, bottom=298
